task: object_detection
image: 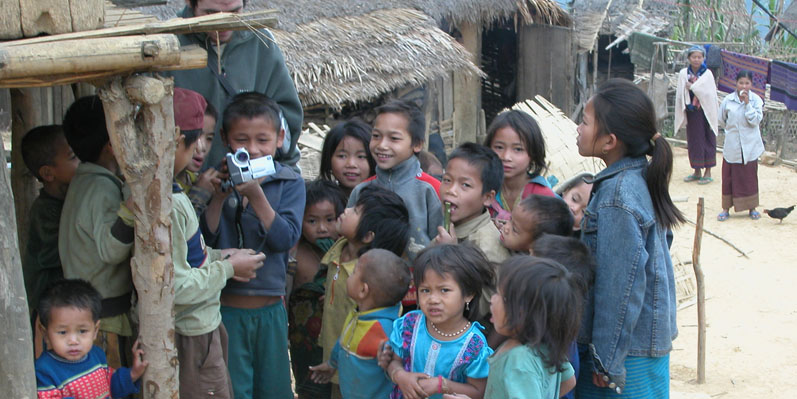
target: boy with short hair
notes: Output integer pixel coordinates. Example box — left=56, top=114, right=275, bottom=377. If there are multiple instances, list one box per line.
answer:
left=309, top=248, right=411, bottom=399
left=201, top=91, right=305, bottom=399
left=58, top=96, right=136, bottom=368
left=171, top=88, right=267, bottom=399
left=433, top=142, right=509, bottom=327
left=499, top=194, right=574, bottom=253
left=35, top=279, right=147, bottom=398
left=347, top=99, right=443, bottom=258
left=20, top=125, right=79, bottom=321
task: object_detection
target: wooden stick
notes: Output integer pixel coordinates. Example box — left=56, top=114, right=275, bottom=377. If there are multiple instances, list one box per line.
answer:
left=692, top=197, right=707, bottom=384
left=4, top=10, right=277, bottom=47
left=684, top=217, right=750, bottom=258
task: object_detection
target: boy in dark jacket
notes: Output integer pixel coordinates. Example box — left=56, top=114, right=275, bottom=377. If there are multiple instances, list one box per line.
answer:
left=201, top=92, right=305, bottom=399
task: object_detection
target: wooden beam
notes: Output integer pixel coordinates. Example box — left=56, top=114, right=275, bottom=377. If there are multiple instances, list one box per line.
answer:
left=19, top=0, right=73, bottom=37
left=98, top=75, right=178, bottom=398
left=0, top=137, right=37, bottom=399
left=452, top=21, right=482, bottom=146
left=0, top=0, right=23, bottom=39
left=4, top=10, right=278, bottom=47
left=0, top=42, right=207, bottom=88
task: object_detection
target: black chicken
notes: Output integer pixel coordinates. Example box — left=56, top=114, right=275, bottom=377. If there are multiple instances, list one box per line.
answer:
left=763, top=206, right=794, bottom=223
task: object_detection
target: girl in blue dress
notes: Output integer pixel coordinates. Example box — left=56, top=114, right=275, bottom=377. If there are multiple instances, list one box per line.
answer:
left=380, top=244, right=494, bottom=399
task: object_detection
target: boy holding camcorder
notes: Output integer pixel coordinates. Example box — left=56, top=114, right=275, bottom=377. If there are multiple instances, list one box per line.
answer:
left=201, top=92, right=306, bottom=399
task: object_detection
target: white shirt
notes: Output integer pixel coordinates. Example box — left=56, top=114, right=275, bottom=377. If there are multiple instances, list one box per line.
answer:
left=719, top=90, right=765, bottom=164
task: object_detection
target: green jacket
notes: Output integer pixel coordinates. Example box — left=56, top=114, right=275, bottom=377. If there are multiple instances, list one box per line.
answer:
left=171, top=186, right=234, bottom=336
left=163, top=6, right=303, bottom=170
left=59, top=163, right=133, bottom=301
left=22, top=189, right=64, bottom=316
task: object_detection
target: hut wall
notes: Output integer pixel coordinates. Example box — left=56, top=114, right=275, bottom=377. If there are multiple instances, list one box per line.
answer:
left=517, top=24, right=575, bottom=116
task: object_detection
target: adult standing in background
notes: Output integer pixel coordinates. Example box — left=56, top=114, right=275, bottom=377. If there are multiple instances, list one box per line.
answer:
left=164, top=0, right=303, bottom=171
left=675, top=45, right=719, bottom=185
left=717, top=70, right=765, bottom=221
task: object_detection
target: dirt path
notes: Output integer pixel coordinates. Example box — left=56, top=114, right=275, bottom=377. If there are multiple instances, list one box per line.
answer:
left=667, top=146, right=797, bottom=398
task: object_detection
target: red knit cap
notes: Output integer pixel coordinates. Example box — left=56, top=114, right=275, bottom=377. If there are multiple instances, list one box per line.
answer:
left=173, top=87, right=207, bottom=132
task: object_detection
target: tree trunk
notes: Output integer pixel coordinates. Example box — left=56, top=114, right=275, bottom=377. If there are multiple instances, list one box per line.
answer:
left=0, top=138, right=37, bottom=399
left=10, top=87, right=52, bottom=257
left=452, top=21, right=482, bottom=146
left=98, top=75, right=178, bottom=399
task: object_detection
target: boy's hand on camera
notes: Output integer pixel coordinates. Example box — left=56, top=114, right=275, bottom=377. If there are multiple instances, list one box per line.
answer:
left=433, top=224, right=457, bottom=245
left=308, top=362, right=336, bottom=384
left=395, top=371, right=430, bottom=399
left=229, top=250, right=266, bottom=282
left=130, top=340, right=148, bottom=382
left=196, top=168, right=219, bottom=192
left=235, top=179, right=266, bottom=201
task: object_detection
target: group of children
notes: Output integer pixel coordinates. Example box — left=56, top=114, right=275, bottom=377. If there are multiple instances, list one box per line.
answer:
left=23, top=78, right=681, bottom=399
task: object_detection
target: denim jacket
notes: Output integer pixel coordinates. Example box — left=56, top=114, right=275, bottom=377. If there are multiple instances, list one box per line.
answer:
left=579, top=156, right=678, bottom=391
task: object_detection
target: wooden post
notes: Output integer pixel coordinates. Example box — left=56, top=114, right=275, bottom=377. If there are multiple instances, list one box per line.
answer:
left=10, top=87, right=53, bottom=257
left=452, top=21, right=481, bottom=146
left=98, top=75, right=178, bottom=399
left=0, top=138, right=37, bottom=399
left=692, top=197, right=707, bottom=384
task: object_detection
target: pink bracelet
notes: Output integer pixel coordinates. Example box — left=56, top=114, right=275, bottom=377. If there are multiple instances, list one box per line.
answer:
left=437, top=375, right=443, bottom=394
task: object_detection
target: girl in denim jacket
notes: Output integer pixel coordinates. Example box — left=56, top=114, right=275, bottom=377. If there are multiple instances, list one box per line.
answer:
left=574, top=79, right=685, bottom=398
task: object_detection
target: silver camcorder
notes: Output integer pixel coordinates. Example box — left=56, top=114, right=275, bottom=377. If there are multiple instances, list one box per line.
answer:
left=225, top=148, right=276, bottom=185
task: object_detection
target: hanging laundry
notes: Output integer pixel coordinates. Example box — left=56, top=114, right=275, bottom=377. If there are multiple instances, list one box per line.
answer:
left=770, top=60, right=797, bottom=111
left=718, top=49, right=770, bottom=100
left=627, top=32, right=664, bottom=69
left=705, top=45, right=722, bottom=69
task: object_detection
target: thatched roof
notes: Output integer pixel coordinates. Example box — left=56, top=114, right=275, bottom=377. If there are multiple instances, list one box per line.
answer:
left=572, top=0, right=678, bottom=51
left=140, top=0, right=571, bottom=29
left=272, top=8, right=483, bottom=107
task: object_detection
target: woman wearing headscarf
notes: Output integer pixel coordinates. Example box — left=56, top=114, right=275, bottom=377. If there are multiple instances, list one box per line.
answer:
left=675, top=45, right=720, bottom=184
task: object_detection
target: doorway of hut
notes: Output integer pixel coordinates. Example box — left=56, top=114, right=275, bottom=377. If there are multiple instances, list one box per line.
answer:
left=481, top=20, right=518, bottom=126
left=589, top=34, right=634, bottom=90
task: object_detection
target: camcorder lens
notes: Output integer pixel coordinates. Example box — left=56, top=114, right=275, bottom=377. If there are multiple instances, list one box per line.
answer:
left=236, top=151, right=249, bottom=163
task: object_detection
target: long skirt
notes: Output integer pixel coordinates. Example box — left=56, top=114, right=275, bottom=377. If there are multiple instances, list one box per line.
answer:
left=686, top=109, right=717, bottom=169
left=722, top=159, right=759, bottom=211
left=576, top=354, right=670, bottom=399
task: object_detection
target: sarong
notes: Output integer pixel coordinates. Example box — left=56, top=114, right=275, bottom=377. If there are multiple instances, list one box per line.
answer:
left=686, top=109, right=716, bottom=169
left=722, top=159, right=759, bottom=212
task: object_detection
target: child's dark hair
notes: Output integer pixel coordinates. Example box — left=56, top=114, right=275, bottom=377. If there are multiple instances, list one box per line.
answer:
left=519, top=195, right=574, bottom=240
left=319, top=118, right=376, bottom=180
left=736, top=69, right=754, bottom=81
left=38, top=279, right=102, bottom=328
left=532, top=234, right=595, bottom=294
left=448, top=142, right=504, bottom=195
left=21, top=125, right=66, bottom=181
left=222, top=92, right=281, bottom=134
left=375, top=99, right=425, bottom=149
left=413, top=243, right=495, bottom=318
left=360, top=248, right=411, bottom=307
left=592, top=79, right=685, bottom=229
left=204, top=100, right=218, bottom=121
left=353, top=185, right=410, bottom=256
left=306, top=179, right=347, bottom=217
left=484, top=110, right=546, bottom=177
left=499, top=256, right=582, bottom=370
left=63, top=96, right=108, bottom=163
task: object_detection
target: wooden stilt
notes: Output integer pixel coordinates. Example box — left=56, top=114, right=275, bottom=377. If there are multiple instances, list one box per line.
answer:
left=692, top=197, right=707, bottom=384
left=98, top=75, right=178, bottom=399
left=0, top=138, right=36, bottom=398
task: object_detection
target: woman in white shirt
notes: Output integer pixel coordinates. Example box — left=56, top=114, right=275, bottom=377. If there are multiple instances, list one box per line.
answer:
left=717, top=70, right=765, bottom=221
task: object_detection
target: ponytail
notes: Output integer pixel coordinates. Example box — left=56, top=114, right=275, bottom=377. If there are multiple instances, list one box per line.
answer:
left=593, top=79, right=685, bottom=229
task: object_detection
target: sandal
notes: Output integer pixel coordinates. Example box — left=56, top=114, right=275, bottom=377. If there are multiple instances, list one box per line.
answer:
left=717, top=211, right=729, bottom=222
left=698, top=177, right=714, bottom=185
left=749, top=210, right=761, bottom=220
left=684, top=174, right=701, bottom=182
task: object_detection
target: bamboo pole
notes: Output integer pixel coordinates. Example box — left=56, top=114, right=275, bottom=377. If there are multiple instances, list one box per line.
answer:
left=98, top=75, right=178, bottom=398
left=0, top=137, right=37, bottom=398
left=0, top=45, right=207, bottom=88
left=692, top=197, right=707, bottom=384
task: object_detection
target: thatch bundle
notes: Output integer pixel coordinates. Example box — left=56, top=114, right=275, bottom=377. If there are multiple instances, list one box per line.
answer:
left=272, top=8, right=483, bottom=108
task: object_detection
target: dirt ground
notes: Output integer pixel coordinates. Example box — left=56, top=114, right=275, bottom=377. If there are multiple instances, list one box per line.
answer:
left=667, top=146, right=797, bottom=398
